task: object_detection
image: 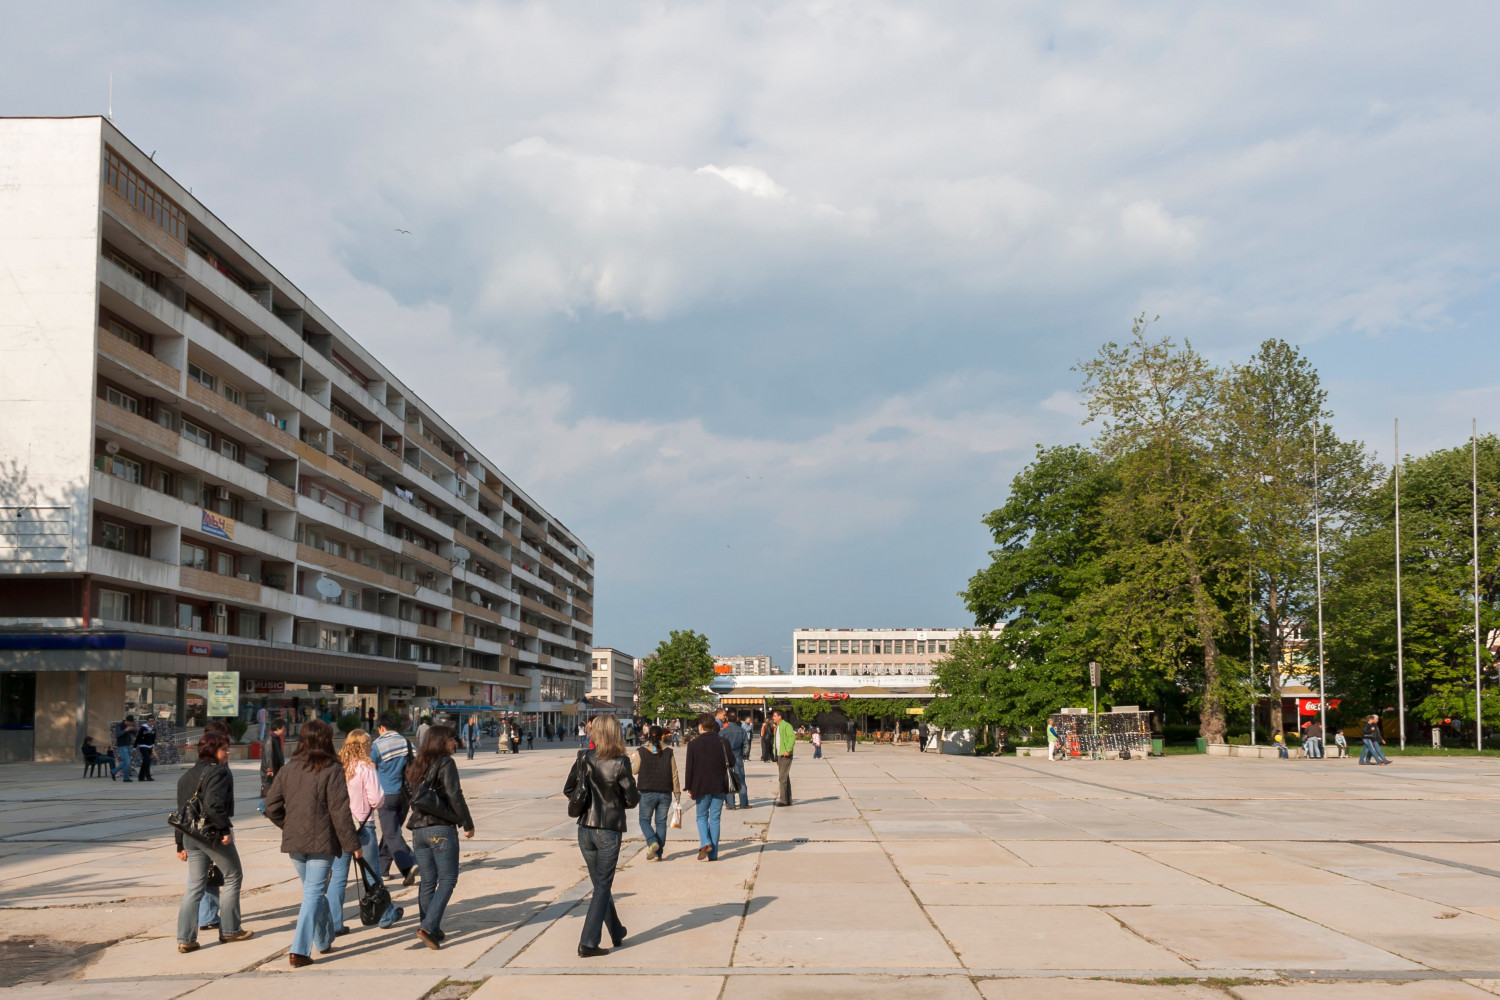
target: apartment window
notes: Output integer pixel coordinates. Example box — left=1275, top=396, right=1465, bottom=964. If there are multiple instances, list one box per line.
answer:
left=219, top=439, right=240, bottom=462
left=860, top=639, right=870, bottom=654
left=818, top=639, right=828, bottom=654
left=105, top=455, right=143, bottom=484
left=186, top=300, right=223, bottom=334
left=905, top=639, right=916, bottom=654
left=153, top=469, right=173, bottom=494
left=938, top=641, right=948, bottom=653
left=99, top=590, right=132, bottom=622
left=181, top=543, right=209, bottom=570
left=154, top=408, right=174, bottom=431
left=99, top=521, right=127, bottom=551
left=182, top=421, right=212, bottom=449
left=105, top=386, right=140, bottom=414
left=188, top=363, right=216, bottom=391
left=105, top=249, right=147, bottom=283
left=105, top=318, right=145, bottom=349
left=220, top=383, right=241, bottom=406
left=917, top=641, right=926, bottom=655
left=104, top=147, right=187, bottom=241
left=215, top=552, right=235, bottom=576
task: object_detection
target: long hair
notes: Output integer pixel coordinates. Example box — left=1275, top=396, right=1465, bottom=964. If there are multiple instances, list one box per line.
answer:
left=405, top=724, right=456, bottom=788
left=592, top=715, right=626, bottom=760
left=293, top=719, right=338, bottom=772
left=339, top=727, right=373, bottom=777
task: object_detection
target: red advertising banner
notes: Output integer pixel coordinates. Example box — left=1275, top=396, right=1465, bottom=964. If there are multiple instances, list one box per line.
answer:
left=1297, top=698, right=1341, bottom=714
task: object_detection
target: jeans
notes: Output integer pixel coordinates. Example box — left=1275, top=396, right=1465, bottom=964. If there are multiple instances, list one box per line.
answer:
left=732, top=758, right=749, bottom=808
left=813, top=743, right=822, bottom=759
left=695, top=794, right=724, bottom=860
left=412, top=825, right=460, bottom=936
left=638, top=791, right=672, bottom=851
left=466, top=736, right=476, bottom=760
left=199, top=886, right=220, bottom=926
left=178, top=839, right=241, bottom=944
left=289, top=853, right=337, bottom=957
left=576, top=826, right=624, bottom=949
left=112, top=746, right=132, bottom=780
left=1362, top=738, right=1389, bottom=763
left=328, top=823, right=400, bottom=930
left=377, top=796, right=415, bottom=876
left=1304, top=737, right=1323, bottom=759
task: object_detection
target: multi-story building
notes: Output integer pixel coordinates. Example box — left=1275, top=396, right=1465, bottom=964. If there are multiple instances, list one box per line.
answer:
left=0, top=117, right=595, bottom=761
left=713, top=654, right=779, bottom=676
left=587, top=647, right=637, bottom=716
left=708, top=627, right=976, bottom=719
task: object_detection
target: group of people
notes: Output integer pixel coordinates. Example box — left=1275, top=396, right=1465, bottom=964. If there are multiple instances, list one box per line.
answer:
left=83, top=716, right=159, bottom=781
left=174, top=710, right=476, bottom=964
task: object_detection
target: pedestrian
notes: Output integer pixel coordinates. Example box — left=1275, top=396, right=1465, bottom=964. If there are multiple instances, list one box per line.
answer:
left=630, top=725, right=680, bottom=861
left=366, top=707, right=377, bottom=733
left=259, top=718, right=286, bottom=813
left=416, top=715, right=431, bottom=747
left=1361, top=715, right=1391, bottom=765
left=545, top=723, right=553, bottom=743
left=111, top=716, right=136, bottom=781
left=578, top=721, right=587, bottom=746
left=370, top=711, right=418, bottom=885
left=1046, top=720, right=1061, bottom=760
left=257, top=704, right=269, bottom=745
left=760, top=718, right=775, bottom=763
left=174, top=729, right=254, bottom=953
left=197, top=720, right=232, bottom=932
left=526, top=728, right=535, bottom=750
left=135, top=717, right=157, bottom=780
left=721, top=711, right=750, bottom=809
left=846, top=720, right=856, bottom=752
left=684, top=714, right=732, bottom=861
left=564, top=714, right=638, bottom=957
left=1301, top=720, right=1324, bottom=759
left=509, top=721, right=522, bottom=755
left=917, top=721, right=929, bottom=753
left=327, top=728, right=403, bottom=933
left=772, top=709, right=795, bottom=807
left=462, top=716, right=479, bottom=760
left=406, top=725, right=475, bottom=949
left=264, top=719, right=362, bottom=968
left=812, top=727, right=823, bottom=759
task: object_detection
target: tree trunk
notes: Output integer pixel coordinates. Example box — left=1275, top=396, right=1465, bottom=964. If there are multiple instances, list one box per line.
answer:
left=1267, top=580, right=1284, bottom=737
left=1190, top=568, right=1227, bottom=743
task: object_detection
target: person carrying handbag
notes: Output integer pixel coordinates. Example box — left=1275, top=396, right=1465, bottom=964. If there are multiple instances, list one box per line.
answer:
left=405, top=725, right=475, bottom=950
left=327, top=729, right=403, bottom=933
left=173, top=730, right=254, bottom=952
left=629, top=726, right=680, bottom=861
left=563, top=714, right=638, bottom=957
left=684, top=714, right=732, bottom=862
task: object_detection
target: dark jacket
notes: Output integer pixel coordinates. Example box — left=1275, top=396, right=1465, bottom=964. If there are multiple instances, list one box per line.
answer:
left=407, top=755, right=475, bottom=833
left=683, top=731, right=731, bottom=799
left=564, top=750, right=639, bottom=832
left=135, top=724, right=157, bottom=748
left=260, top=732, right=285, bottom=794
left=175, top=761, right=234, bottom=849
left=264, top=759, right=360, bottom=856
left=722, top=722, right=749, bottom=761
left=1362, top=720, right=1383, bottom=742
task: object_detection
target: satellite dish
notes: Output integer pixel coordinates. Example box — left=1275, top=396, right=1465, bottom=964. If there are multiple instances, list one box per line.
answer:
left=315, top=577, right=343, bottom=600
left=451, top=546, right=471, bottom=565
left=104, top=441, right=120, bottom=455
left=469, top=589, right=482, bottom=603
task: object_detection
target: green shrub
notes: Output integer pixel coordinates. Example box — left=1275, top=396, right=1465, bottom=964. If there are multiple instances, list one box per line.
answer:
left=337, top=713, right=364, bottom=734
left=228, top=719, right=248, bottom=743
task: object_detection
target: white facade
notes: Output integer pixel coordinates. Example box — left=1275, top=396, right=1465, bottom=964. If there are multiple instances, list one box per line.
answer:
left=714, top=654, right=779, bottom=676
left=0, top=118, right=595, bottom=757
left=589, top=646, right=637, bottom=713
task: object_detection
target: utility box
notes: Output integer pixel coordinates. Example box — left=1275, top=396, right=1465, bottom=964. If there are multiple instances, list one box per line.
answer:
left=940, top=728, right=975, bottom=755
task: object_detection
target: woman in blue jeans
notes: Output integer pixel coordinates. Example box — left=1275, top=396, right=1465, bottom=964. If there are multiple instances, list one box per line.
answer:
left=264, top=719, right=362, bottom=968
left=563, top=714, right=639, bottom=957
left=327, top=729, right=403, bottom=932
left=630, top=726, right=680, bottom=861
left=683, top=714, right=732, bottom=862
left=405, top=725, right=475, bottom=950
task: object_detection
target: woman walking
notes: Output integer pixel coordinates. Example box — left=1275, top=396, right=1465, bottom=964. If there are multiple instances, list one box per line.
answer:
left=630, top=726, right=680, bottom=861
left=684, top=714, right=731, bottom=862
left=563, top=714, right=639, bottom=957
left=406, top=725, right=475, bottom=949
left=174, top=730, right=253, bottom=952
left=265, top=719, right=361, bottom=968
left=1360, top=715, right=1391, bottom=765
left=328, top=729, right=403, bottom=933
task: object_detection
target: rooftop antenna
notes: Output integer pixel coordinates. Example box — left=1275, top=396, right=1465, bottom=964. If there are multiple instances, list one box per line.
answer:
left=108, top=73, right=113, bottom=123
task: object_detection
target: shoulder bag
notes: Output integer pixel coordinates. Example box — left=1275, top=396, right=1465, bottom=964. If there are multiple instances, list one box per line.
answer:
left=168, top=769, right=221, bottom=846
left=354, top=856, right=392, bottom=926
left=722, top=739, right=743, bottom=795
left=566, top=750, right=593, bottom=818
left=409, top=760, right=462, bottom=825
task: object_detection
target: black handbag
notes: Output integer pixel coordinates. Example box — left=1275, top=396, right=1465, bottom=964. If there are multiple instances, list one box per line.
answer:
left=566, top=750, right=592, bottom=818
left=409, top=762, right=461, bottom=825
left=722, top=741, right=743, bottom=795
left=168, top=771, right=221, bottom=846
left=354, top=856, right=392, bottom=926
left=206, top=862, right=225, bottom=888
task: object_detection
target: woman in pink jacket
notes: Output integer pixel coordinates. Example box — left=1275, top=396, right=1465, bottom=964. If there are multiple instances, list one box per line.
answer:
left=328, top=729, right=403, bottom=932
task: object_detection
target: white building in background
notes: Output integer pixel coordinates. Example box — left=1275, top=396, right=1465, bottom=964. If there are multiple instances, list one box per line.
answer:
left=713, top=654, right=779, bottom=676
left=588, top=647, right=636, bottom=715
left=0, top=117, right=595, bottom=760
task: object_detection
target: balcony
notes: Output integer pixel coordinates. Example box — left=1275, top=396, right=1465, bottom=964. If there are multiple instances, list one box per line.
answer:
left=296, top=542, right=417, bottom=597
left=88, top=545, right=179, bottom=590
left=295, top=441, right=381, bottom=502
left=96, top=326, right=181, bottom=392
left=186, top=380, right=298, bottom=456
left=179, top=564, right=262, bottom=603
left=103, top=186, right=187, bottom=267
left=96, top=402, right=180, bottom=457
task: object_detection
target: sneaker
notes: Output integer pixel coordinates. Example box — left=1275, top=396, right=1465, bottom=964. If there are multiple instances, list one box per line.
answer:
left=646, top=843, right=661, bottom=861
left=218, top=929, right=255, bottom=944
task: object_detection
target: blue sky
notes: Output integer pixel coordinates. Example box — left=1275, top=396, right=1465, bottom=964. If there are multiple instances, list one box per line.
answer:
left=6, top=2, right=1500, bottom=664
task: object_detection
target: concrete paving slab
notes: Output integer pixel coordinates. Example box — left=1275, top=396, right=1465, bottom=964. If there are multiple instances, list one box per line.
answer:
left=723, top=974, right=983, bottom=999
left=179, top=972, right=443, bottom=1000
left=1231, top=983, right=1497, bottom=1000
left=0, top=980, right=210, bottom=1000
left=980, top=979, right=1225, bottom=1000
left=473, top=975, right=724, bottom=999
left=927, top=905, right=1190, bottom=971
left=510, top=901, right=743, bottom=968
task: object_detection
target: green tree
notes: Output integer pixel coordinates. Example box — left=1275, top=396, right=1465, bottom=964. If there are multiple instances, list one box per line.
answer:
left=638, top=629, right=716, bottom=721
left=926, top=630, right=1087, bottom=734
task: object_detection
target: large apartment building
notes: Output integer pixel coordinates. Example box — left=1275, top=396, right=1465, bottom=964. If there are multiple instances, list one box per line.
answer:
left=0, top=117, right=595, bottom=760
left=587, top=647, right=637, bottom=715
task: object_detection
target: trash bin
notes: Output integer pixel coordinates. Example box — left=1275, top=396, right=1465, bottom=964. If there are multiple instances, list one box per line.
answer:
left=250, top=741, right=263, bottom=760
left=1194, top=737, right=1207, bottom=754
left=1151, top=737, right=1164, bottom=756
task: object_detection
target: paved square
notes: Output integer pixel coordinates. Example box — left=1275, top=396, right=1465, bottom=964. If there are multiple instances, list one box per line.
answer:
left=3, top=745, right=1499, bottom=999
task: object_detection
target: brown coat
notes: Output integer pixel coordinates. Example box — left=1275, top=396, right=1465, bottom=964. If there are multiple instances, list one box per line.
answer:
left=264, top=759, right=360, bottom=856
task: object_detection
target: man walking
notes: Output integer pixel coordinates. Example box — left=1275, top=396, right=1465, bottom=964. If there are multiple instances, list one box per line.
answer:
left=369, top=710, right=418, bottom=884
left=463, top=715, right=479, bottom=759
left=256, top=703, right=269, bottom=744
left=772, top=709, right=795, bottom=807
left=111, top=716, right=136, bottom=782
left=721, top=711, right=750, bottom=809
left=258, top=717, right=285, bottom=812
left=846, top=720, right=856, bottom=752
left=918, top=720, right=930, bottom=753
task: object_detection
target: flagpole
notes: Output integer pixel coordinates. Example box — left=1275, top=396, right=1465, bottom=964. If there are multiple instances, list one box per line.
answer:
left=1314, top=421, right=1327, bottom=754
left=1394, top=418, right=1406, bottom=750
left=1473, top=419, right=1482, bottom=753
left=1249, top=562, right=1256, bottom=746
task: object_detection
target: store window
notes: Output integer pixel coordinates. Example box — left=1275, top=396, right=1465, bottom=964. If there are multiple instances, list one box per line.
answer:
left=0, top=673, right=36, bottom=731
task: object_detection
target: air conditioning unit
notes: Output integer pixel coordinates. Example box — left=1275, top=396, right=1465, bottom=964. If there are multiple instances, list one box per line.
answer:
left=214, top=487, right=230, bottom=500
left=211, top=603, right=228, bottom=617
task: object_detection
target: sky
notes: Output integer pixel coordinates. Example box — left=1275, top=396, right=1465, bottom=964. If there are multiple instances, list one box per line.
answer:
left=5, top=2, right=1500, bottom=664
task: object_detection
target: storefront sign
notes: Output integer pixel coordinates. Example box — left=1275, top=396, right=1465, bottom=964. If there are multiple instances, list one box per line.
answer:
left=247, top=680, right=286, bottom=695
left=1297, top=698, right=1341, bottom=714
left=714, top=663, right=733, bottom=674
left=201, top=510, right=235, bottom=541
left=207, top=671, right=240, bottom=717
left=185, top=642, right=212, bottom=657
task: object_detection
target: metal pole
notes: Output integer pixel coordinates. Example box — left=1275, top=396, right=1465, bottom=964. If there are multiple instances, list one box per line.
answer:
left=1314, top=421, right=1328, bottom=753
left=1394, top=418, right=1406, bottom=749
left=1474, top=419, right=1483, bottom=752
left=1249, top=562, right=1256, bottom=746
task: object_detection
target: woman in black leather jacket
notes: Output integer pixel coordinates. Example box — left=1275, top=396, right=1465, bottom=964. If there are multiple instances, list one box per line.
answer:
left=404, top=725, right=474, bottom=949
left=563, top=714, right=639, bottom=957
left=174, top=731, right=254, bottom=952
